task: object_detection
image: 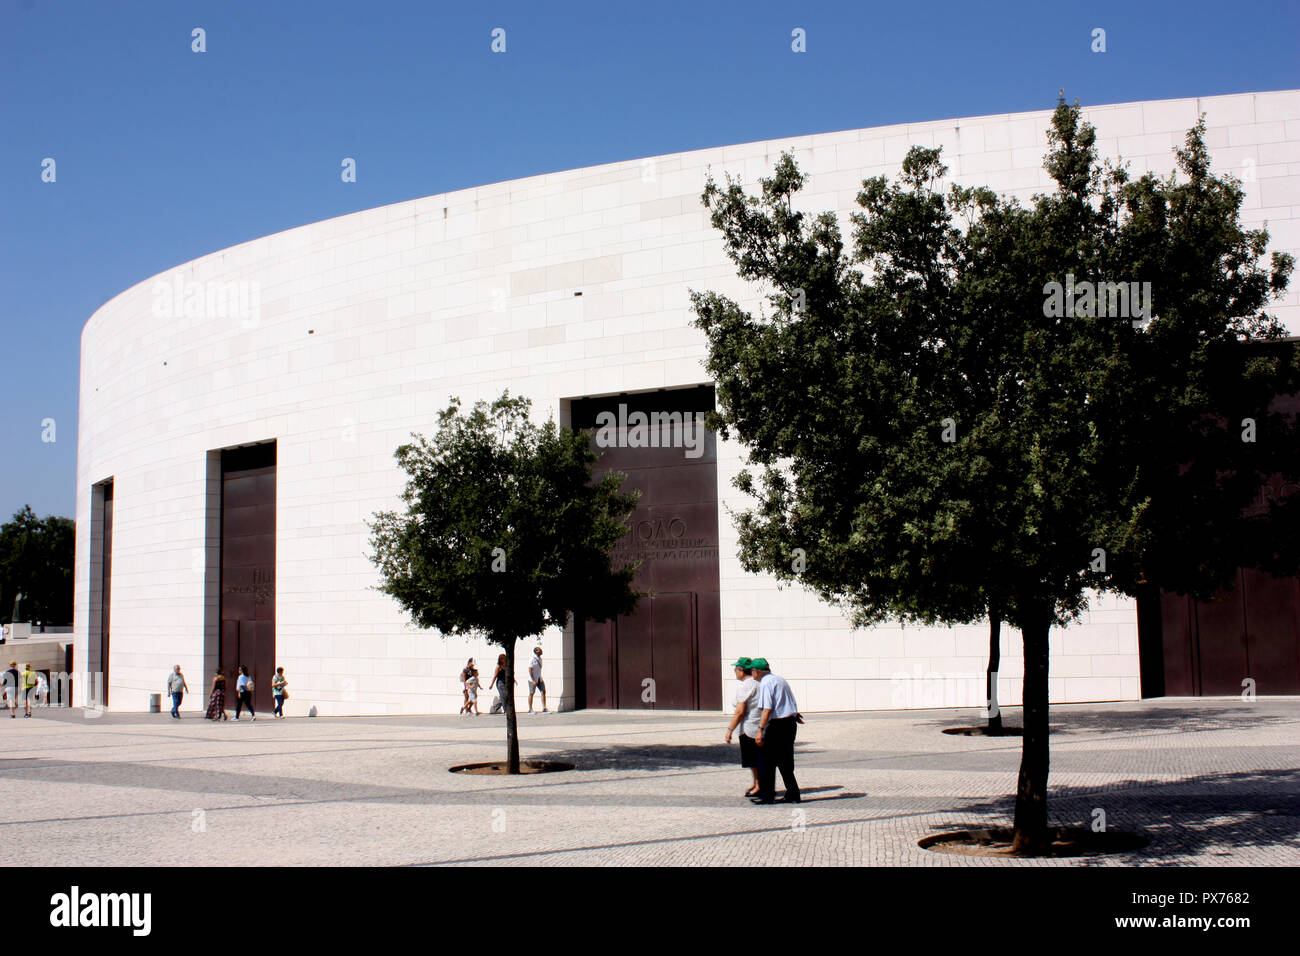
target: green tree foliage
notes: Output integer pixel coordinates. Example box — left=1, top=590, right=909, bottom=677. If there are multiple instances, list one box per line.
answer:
left=368, top=393, right=640, bottom=772
left=691, top=97, right=1298, bottom=852
left=0, top=506, right=75, bottom=626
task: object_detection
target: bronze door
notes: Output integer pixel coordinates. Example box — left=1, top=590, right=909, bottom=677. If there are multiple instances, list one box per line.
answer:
left=99, top=485, right=113, bottom=708
left=1242, top=569, right=1300, bottom=694
left=571, top=387, right=722, bottom=710
left=1195, top=575, right=1248, bottom=695
left=586, top=590, right=714, bottom=709
left=583, top=618, right=615, bottom=709
left=616, top=601, right=654, bottom=707
left=649, top=591, right=695, bottom=709
left=220, top=445, right=276, bottom=712
left=1150, top=569, right=1300, bottom=696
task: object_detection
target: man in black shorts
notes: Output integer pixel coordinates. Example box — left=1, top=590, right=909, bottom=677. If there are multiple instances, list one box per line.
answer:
left=527, top=646, right=548, bottom=713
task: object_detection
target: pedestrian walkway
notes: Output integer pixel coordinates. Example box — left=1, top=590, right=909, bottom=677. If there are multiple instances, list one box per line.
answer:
left=1, top=698, right=1295, bottom=866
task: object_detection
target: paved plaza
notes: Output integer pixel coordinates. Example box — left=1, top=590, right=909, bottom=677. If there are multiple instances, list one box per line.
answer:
left=1, top=697, right=1296, bottom=866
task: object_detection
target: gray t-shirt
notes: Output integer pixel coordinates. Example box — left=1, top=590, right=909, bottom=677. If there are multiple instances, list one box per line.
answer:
left=732, top=677, right=762, bottom=736
left=167, top=673, right=185, bottom=694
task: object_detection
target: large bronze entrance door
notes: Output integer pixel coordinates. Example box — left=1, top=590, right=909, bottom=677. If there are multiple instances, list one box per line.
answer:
left=1151, top=569, right=1300, bottom=696
left=98, top=482, right=113, bottom=708
left=572, top=388, right=722, bottom=710
left=219, top=444, right=276, bottom=713
left=1138, top=374, right=1300, bottom=697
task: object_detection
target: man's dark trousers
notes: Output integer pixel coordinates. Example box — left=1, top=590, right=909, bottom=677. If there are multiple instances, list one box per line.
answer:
left=757, top=716, right=800, bottom=801
left=170, top=692, right=183, bottom=717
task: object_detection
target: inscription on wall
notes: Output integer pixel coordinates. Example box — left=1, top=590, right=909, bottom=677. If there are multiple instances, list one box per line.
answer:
left=611, top=517, right=718, bottom=565
left=223, top=569, right=275, bottom=606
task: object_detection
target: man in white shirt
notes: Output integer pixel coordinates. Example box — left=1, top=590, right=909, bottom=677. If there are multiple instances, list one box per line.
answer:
left=166, top=665, right=189, bottom=719
left=527, top=646, right=549, bottom=713
left=750, top=658, right=801, bottom=804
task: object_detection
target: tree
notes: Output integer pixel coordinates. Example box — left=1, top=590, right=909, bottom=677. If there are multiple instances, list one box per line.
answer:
left=368, top=393, right=640, bottom=772
left=0, top=506, right=75, bottom=626
left=691, top=97, right=1298, bottom=852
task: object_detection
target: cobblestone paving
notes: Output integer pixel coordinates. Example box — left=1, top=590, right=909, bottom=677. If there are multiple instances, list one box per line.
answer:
left=1, top=698, right=1295, bottom=866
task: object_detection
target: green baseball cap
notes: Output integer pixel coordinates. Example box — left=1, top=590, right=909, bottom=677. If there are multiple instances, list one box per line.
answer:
left=750, top=657, right=770, bottom=670
left=732, top=657, right=753, bottom=669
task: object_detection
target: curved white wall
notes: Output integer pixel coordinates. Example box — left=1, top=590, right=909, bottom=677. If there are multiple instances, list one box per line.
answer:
left=75, top=90, right=1300, bottom=713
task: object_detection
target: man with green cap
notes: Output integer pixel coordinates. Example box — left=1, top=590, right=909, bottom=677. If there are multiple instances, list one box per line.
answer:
left=750, top=658, right=801, bottom=804
left=724, top=657, right=762, bottom=796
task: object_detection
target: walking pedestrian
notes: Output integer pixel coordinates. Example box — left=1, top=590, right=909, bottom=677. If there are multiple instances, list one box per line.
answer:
left=487, top=653, right=508, bottom=715
left=464, top=667, right=482, bottom=715
left=234, top=664, right=256, bottom=720
left=3, top=661, right=17, bottom=718
left=271, top=667, right=287, bottom=718
left=527, top=646, right=549, bottom=713
left=166, top=665, right=189, bottom=719
left=458, top=658, right=475, bottom=714
left=724, top=657, right=762, bottom=797
left=20, top=663, right=37, bottom=718
left=205, top=669, right=229, bottom=721
left=749, top=658, right=801, bottom=805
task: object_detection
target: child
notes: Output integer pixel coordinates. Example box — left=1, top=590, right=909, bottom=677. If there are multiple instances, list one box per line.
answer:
left=464, top=667, right=482, bottom=716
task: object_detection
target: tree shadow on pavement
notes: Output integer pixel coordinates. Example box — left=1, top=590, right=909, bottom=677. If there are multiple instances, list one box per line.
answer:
left=926, top=766, right=1300, bottom=864
left=528, top=742, right=825, bottom=772
left=915, top=702, right=1297, bottom=738
left=1044, top=704, right=1298, bottom=737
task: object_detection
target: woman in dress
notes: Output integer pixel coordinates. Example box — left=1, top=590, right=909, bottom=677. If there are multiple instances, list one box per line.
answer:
left=205, top=669, right=228, bottom=721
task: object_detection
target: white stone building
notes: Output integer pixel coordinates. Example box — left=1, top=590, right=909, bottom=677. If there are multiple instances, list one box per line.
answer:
left=74, top=90, right=1300, bottom=715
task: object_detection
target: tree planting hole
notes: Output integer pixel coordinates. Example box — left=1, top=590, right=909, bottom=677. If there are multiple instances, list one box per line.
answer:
left=919, top=827, right=1149, bottom=857
left=449, top=760, right=576, bottom=775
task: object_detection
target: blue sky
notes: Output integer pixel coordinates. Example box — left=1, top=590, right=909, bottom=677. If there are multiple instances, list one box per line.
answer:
left=1, top=0, right=1297, bottom=521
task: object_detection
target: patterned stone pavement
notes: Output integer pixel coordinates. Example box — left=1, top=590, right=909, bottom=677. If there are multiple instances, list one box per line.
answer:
left=1, top=697, right=1295, bottom=866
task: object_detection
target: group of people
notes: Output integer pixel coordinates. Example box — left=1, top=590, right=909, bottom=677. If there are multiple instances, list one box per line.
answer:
left=725, top=657, right=802, bottom=804
left=2, top=661, right=46, bottom=717
left=458, top=646, right=550, bottom=715
left=164, top=664, right=289, bottom=721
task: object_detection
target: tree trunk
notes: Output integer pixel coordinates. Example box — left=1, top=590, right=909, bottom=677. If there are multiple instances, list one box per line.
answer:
left=986, top=609, right=1003, bottom=735
left=1011, top=610, right=1051, bottom=854
left=504, top=641, right=520, bottom=774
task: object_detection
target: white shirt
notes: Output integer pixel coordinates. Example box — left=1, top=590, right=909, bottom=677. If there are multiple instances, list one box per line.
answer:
left=732, top=677, right=762, bottom=736
left=757, top=673, right=798, bottom=720
left=529, top=654, right=542, bottom=682
left=236, top=674, right=249, bottom=692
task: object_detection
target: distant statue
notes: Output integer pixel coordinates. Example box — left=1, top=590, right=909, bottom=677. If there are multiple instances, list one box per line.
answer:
left=10, top=592, right=22, bottom=623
